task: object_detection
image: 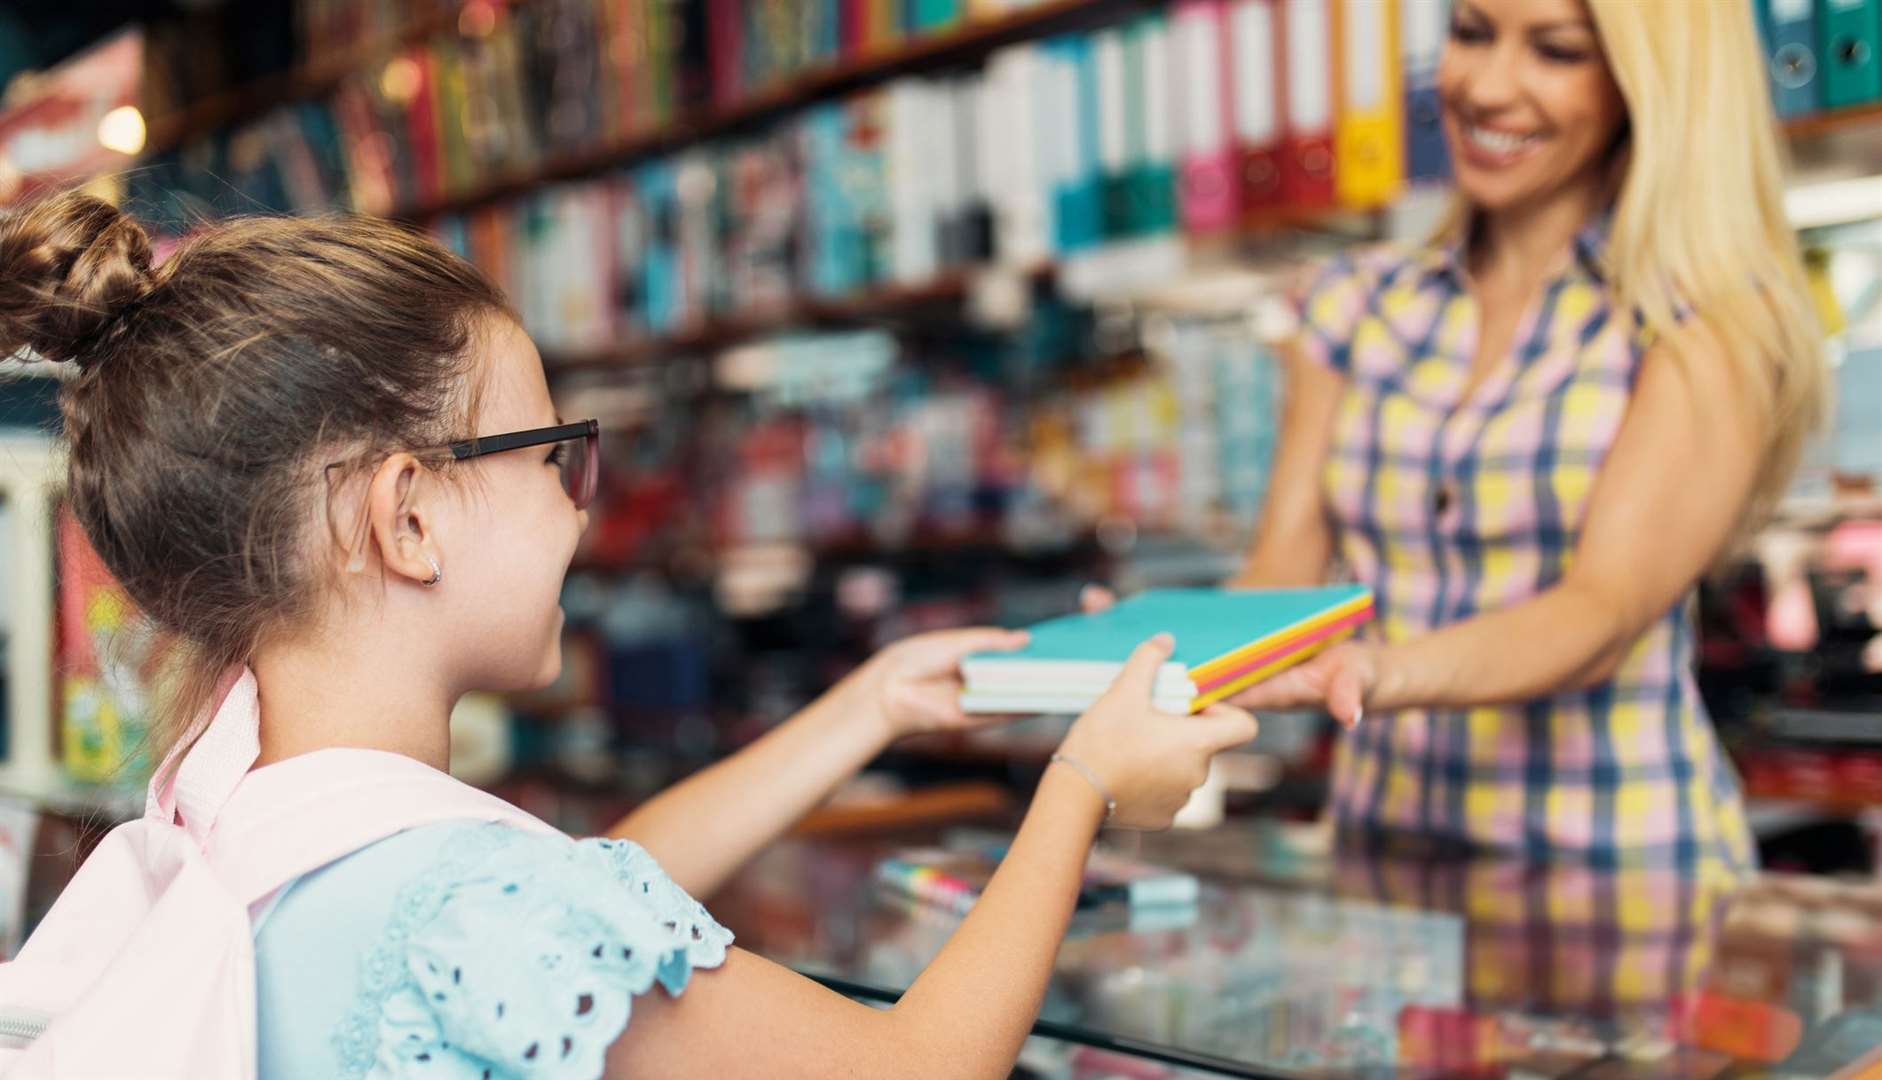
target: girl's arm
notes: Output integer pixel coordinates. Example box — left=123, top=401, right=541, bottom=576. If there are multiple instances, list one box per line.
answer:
left=608, top=642, right=1258, bottom=1079
left=609, top=769, right=1103, bottom=1080
left=605, top=629, right=1026, bottom=899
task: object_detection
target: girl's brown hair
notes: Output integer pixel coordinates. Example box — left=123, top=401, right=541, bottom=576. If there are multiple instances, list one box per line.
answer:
left=0, top=191, right=509, bottom=764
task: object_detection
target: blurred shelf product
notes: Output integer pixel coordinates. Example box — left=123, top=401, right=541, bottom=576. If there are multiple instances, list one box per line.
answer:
left=141, top=3, right=460, bottom=157
left=0, top=778, right=140, bottom=827
left=541, top=272, right=999, bottom=369
left=0, top=438, right=59, bottom=806
left=126, top=0, right=1418, bottom=355
left=139, top=0, right=1159, bottom=173
left=566, top=318, right=1278, bottom=570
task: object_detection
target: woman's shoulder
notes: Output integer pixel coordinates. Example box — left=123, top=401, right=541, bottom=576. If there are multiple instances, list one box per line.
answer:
left=1292, top=241, right=1444, bottom=374
left=1297, top=240, right=1444, bottom=302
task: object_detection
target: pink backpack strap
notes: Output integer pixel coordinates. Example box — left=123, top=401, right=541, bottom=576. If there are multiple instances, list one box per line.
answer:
left=0, top=668, right=557, bottom=1080
left=207, top=747, right=561, bottom=908
left=146, top=665, right=252, bottom=837
left=135, top=666, right=558, bottom=906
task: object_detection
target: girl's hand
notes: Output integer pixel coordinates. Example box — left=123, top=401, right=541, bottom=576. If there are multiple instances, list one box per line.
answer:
left=861, top=627, right=1031, bottom=741
left=1082, top=583, right=1377, bottom=727
left=1224, top=641, right=1378, bottom=727
left=1055, top=634, right=1258, bottom=830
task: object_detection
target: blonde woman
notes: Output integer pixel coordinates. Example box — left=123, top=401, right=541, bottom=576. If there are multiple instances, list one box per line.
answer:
left=1097, top=0, right=1824, bottom=875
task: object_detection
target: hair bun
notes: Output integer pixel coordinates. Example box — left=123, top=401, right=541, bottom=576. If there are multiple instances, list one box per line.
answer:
left=0, top=192, right=155, bottom=369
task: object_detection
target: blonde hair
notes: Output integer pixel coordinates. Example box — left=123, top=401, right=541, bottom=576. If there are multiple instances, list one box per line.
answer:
left=1448, top=0, right=1827, bottom=536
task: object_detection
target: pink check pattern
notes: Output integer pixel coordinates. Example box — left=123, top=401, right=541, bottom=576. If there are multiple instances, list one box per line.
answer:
left=1295, top=223, right=1754, bottom=876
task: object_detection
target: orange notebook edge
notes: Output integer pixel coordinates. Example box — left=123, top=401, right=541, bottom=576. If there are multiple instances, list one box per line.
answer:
left=1187, top=591, right=1374, bottom=682
left=1190, top=626, right=1357, bottom=711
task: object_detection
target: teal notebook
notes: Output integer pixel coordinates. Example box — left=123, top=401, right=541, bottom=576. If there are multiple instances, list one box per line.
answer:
left=960, top=585, right=1374, bottom=714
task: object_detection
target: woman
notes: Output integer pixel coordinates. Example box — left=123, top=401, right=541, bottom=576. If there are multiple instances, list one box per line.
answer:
left=1103, top=0, right=1823, bottom=875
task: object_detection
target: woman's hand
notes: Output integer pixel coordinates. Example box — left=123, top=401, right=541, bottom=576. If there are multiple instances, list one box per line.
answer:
left=1078, top=583, right=1118, bottom=614
left=1222, top=640, right=1378, bottom=726
left=1055, top=634, right=1258, bottom=830
left=858, top=627, right=1031, bottom=741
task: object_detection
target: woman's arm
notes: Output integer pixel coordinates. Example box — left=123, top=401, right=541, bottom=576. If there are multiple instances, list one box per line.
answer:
left=1228, top=341, right=1346, bottom=589
left=1235, top=319, right=1768, bottom=720
left=605, top=629, right=1025, bottom=899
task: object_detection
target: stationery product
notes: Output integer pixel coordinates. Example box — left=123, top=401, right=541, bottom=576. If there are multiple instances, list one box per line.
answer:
left=959, top=585, right=1374, bottom=714
left=1757, top=0, right=1820, bottom=120
left=1131, top=15, right=1180, bottom=235
left=1045, top=35, right=1103, bottom=253
left=1174, top=0, right=1240, bottom=230
left=1228, top=0, right=1286, bottom=212
left=1093, top=27, right=1134, bottom=239
left=874, top=840, right=1200, bottom=916
left=1820, top=0, right=1882, bottom=110
left=1279, top=0, right=1336, bottom=206
left=1333, top=0, right=1403, bottom=207
left=1401, top=0, right=1449, bottom=180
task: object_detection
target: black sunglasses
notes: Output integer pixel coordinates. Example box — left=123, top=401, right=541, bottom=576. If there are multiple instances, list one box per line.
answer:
left=433, top=419, right=601, bottom=510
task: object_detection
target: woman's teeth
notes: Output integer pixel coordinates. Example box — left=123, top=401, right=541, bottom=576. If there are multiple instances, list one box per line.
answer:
left=1466, top=125, right=1541, bottom=154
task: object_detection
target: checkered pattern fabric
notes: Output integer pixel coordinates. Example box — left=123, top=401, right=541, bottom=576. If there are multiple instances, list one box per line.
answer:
left=1334, top=842, right=1736, bottom=1029
left=1296, top=222, right=1754, bottom=875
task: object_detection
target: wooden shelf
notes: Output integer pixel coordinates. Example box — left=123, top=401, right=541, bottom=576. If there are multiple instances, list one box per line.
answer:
left=567, top=526, right=1111, bottom=583
left=1744, top=785, right=1882, bottom=816
left=887, top=736, right=1059, bottom=767
left=790, top=780, right=1014, bottom=836
left=394, top=0, right=1159, bottom=220
left=1784, top=101, right=1882, bottom=142
left=542, top=270, right=999, bottom=369
left=142, top=12, right=458, bottom=157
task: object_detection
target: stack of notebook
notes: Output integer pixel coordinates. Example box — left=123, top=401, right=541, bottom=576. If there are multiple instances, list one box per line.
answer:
left=959, top=585, right=1375, bottom=715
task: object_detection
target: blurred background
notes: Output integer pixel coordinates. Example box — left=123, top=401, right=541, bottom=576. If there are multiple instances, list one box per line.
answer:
left=9, top=0, right=1882, bottom=935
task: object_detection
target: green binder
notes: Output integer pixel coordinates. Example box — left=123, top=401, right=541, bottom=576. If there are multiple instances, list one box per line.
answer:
left=1127, top=15, right=1178, bottom=236
left=1821, top=0, right=1882, bottom=109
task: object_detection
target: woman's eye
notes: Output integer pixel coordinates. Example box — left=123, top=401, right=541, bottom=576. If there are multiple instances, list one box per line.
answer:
left=1449, top=19, right=1490, bottom=44
left=1536, top=42, right=1590, bottom=64
left=547, top=444, right=567, bottom=466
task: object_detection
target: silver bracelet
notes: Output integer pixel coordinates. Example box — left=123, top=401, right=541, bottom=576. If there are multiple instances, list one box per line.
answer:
left=1049, top=751, right=1116, bottom=823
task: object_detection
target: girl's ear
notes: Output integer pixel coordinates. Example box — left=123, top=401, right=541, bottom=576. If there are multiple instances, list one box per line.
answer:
left=364, top=452, right=444, bottom=588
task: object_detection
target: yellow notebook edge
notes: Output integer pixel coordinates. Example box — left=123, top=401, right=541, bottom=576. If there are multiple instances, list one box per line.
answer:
left=1187, top=592, right=1374, bottom=683
left=1189, top=626, right=1358, bottom=712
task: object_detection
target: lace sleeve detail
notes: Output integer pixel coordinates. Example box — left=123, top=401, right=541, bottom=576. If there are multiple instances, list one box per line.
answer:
left=335, top=825, right=732, bottom=1080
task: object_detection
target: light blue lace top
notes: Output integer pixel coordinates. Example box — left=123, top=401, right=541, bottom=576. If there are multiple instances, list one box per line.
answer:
left=252, top=821, right=733, bottom=1080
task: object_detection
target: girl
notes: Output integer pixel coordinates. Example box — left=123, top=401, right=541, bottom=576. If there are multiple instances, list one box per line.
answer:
left=0, top=192, right=1255, bottom=1078
left=1096, top=0, right=1824, bottom=877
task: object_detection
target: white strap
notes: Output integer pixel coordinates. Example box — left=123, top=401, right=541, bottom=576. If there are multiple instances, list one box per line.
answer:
left=144, top=666, right=256, bottom=840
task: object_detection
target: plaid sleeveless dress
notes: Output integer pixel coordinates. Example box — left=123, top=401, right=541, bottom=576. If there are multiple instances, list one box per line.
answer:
left=1295, top=220, right=1755, bottom=877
